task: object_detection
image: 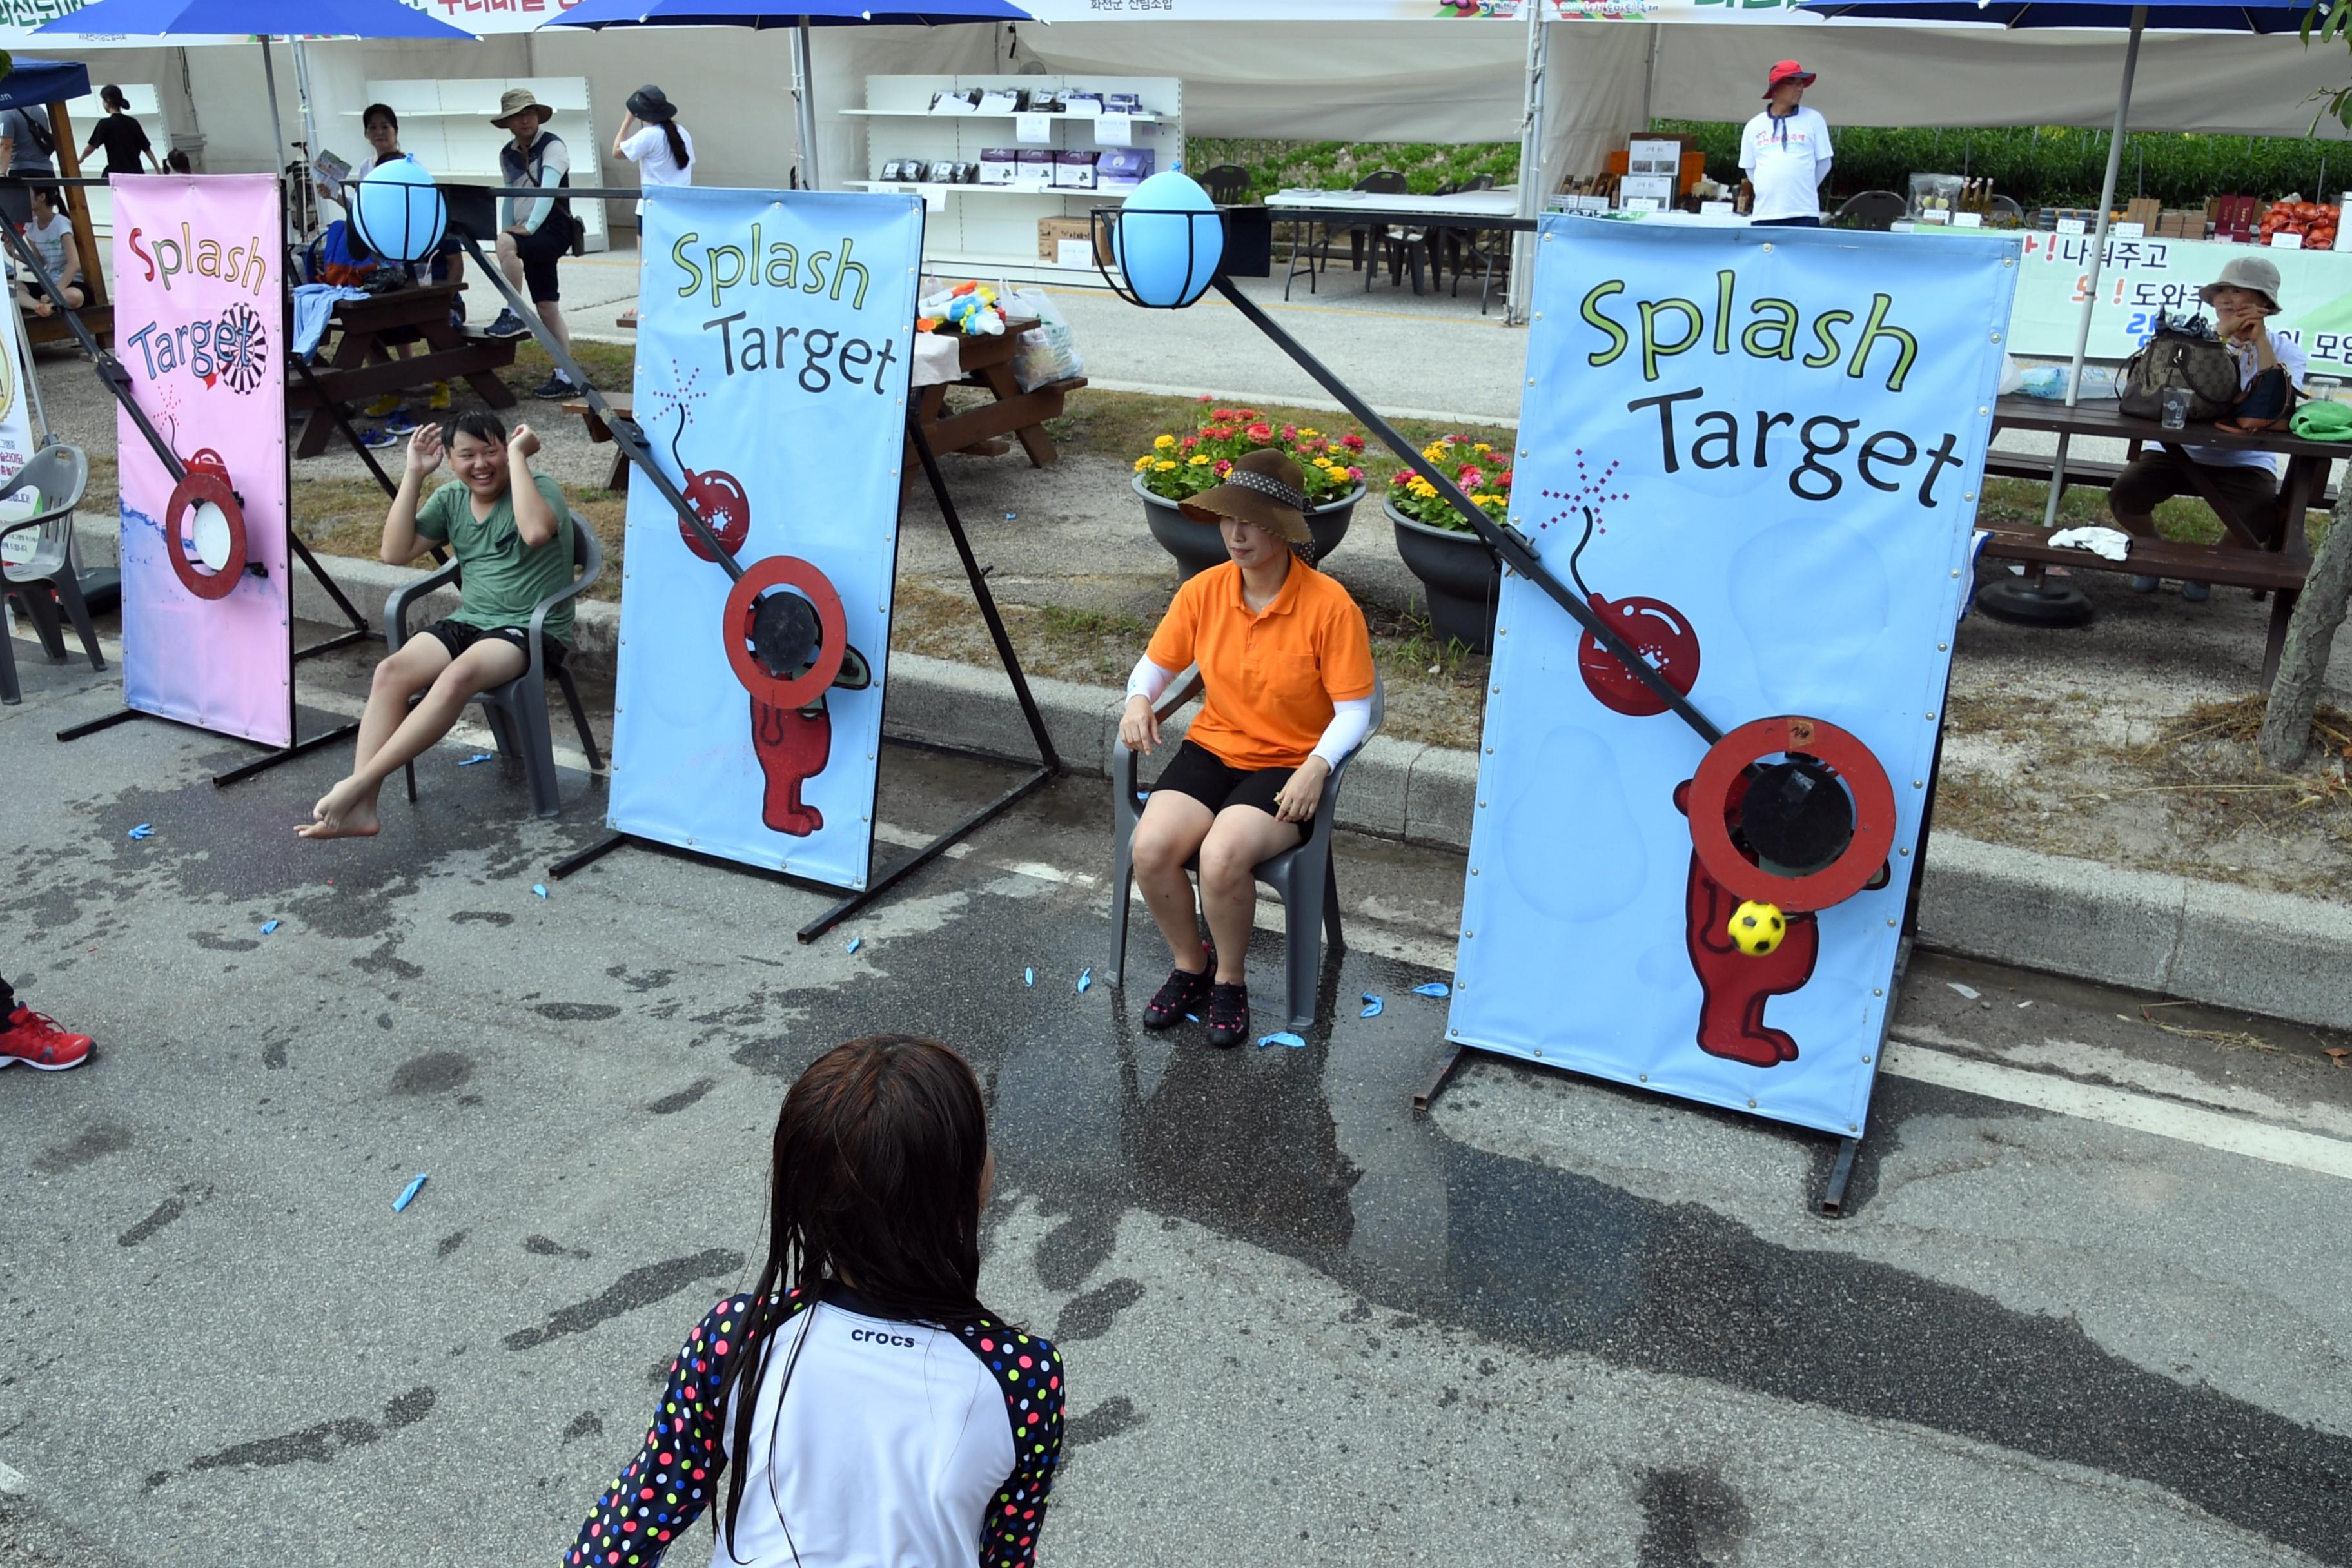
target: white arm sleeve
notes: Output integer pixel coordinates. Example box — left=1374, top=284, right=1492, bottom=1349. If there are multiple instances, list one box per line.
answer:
left=1126, top=654, right=1178, bottom=704
left=1310, top=697, right=1373, bottom=768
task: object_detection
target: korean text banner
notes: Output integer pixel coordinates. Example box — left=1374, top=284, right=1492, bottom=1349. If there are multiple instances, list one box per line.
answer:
left=113, top=173, right=290, bottom=748
left=1446, top=219, right=2016, bottom=1137
left=610, top=186, right=923, bottom=890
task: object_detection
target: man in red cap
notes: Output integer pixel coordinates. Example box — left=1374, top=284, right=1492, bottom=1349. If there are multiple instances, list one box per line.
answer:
left=1740, top=61, right=1832, bottom=226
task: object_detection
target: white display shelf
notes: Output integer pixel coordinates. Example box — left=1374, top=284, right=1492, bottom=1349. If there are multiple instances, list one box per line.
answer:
left=854, top=74, right=1179, bottom=284
left=842, top=109, right=1164, bottom=124
left=348, top=77, right=608, bottom=252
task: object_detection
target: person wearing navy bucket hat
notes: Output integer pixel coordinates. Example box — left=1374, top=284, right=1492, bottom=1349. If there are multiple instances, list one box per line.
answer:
left=1118, top=448, right=1377, bottom=1048
left=1740, top=60, right=1832, bottom=227
left=613, top=84, right=694, bottom=222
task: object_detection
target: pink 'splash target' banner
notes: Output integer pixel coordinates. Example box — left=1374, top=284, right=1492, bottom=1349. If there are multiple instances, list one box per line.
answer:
left=113, top=173, right=291, bottom=748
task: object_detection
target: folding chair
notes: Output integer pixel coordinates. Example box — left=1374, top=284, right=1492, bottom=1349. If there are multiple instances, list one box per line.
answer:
left=0, top=443, right=97, bottom=705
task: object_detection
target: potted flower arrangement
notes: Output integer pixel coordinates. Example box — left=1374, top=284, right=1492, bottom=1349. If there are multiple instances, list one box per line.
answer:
left=1386, top=435, right=1507, bottom=652
left=1134, top=400, right=1368, bottom=579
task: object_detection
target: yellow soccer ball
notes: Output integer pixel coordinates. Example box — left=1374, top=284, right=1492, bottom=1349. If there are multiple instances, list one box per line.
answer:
left=1728, top=900, right=1787, bottom=957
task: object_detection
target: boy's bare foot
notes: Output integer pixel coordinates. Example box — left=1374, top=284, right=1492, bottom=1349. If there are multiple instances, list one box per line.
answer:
left=295, top=777, right=381, bottom=839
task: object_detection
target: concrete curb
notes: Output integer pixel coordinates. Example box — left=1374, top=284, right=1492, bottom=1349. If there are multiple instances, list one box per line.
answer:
left=77, top=523, right=2352, bottom=1030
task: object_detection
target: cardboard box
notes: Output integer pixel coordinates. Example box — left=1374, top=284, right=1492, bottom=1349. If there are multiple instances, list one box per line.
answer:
left=1096, top=147, right=1155, bottom=191
left=1053, top=150, right=1099, bottom=189
left=1039, top=215, right=1112, bottom=264
left=978, top=148, right=1019, bottom=186
left=1016, top=148, right=1057, bottom=187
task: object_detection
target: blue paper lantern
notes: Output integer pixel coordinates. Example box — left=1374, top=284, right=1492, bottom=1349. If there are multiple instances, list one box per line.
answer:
left=1113, top=170, right=1223, bottom=309
left=350, top=155, right=447, bottom=265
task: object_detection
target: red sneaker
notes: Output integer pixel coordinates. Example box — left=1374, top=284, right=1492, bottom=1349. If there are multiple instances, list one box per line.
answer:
left=1, top=1007, right=94, bottom=1070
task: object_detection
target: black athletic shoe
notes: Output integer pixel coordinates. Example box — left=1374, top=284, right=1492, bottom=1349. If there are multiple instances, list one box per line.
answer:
left=1206, top=982, right=1250, bottom=1049
left=530, top=372, right=580, bottom=401
left=1142, top=957, right=1212, bottom=1031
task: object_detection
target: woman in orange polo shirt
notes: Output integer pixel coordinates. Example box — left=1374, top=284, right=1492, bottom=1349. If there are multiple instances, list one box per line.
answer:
left=1120, top=449, right=1377, bottom=1047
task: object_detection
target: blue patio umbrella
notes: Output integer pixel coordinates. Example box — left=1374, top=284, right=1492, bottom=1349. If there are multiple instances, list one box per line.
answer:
left=545, top=0, right=1032, bottom=191
left=37, top=0, right=476, bottom=176
left=1803, top=0, right=2319, bottom=544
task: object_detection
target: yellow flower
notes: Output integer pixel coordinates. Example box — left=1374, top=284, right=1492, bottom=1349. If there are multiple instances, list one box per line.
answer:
left=1188, top=453, right=1212, bottom=466
left=1155, top=460, right=1179, bottom=472
left=1298, top=427, right=1320, bottom=438
left=1154, top=434, right=1177, bottom=450
left=1409, top=478, right=1439, bottom=498
left=1134, top=455, right=1152, bottom=471
left=1473, top=442, right=1493, bottom=456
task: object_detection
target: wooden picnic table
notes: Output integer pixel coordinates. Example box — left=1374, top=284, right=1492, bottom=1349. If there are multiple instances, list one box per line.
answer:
left=564, top=318, right=1086, bottom=491
left=1981, top=393, right=2342, bottom=684
left=288, top=282, right=517, bottom=460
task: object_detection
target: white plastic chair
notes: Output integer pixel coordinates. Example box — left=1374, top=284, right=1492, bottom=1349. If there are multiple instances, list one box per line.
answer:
left=0, top=443, right=97, bottom=705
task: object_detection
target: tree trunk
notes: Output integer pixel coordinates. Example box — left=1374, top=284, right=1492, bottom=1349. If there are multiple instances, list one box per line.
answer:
left=2259, top=473, right=2352, bottom=772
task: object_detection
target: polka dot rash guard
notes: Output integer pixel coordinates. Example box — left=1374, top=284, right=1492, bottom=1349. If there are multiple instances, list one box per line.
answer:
left=567, top=1288, right=1064, bottom=1568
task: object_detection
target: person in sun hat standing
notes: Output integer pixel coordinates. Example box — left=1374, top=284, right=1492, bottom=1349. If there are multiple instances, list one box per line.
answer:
left=1117, top=448, right=1377, bottom=1050
left=485, top=86, right=581, bottom=401
left=1740, top=61, right=1832, bottom=228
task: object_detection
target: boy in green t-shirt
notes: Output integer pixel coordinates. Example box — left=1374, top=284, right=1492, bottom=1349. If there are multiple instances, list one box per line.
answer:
left=299, top=409, right=576, bottom=841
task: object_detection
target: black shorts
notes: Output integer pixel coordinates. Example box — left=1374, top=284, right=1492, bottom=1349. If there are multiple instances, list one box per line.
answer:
left=513, top=222, right=568, bottom=304
left=1751, top=215, right=1823, bottom=228
left=1150, top=740, right=1304, bottom=838
left=425, top=617, right=567, bottom=675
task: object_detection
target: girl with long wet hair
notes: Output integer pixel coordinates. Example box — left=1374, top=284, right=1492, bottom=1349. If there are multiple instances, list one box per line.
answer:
left=567, top=1035, right=1064, bottom=1568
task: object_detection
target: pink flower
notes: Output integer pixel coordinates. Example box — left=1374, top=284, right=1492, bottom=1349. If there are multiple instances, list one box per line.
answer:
left=1181, top=435, right=1198, bottom=451
left=1197, top=393, right=1213, bottom=402
left=1206, top=425, right=1233, bottom=440
left=1341, top=433, right=1366, bottom=453
left=1346, top=466, right=1364, bottom=482
left=1213, top=460, right=1233, bottom=476
left=1458, top=465, right=1485, bottom=488
left=1282, top=424, right=1298, bottom=441
left=1235, top=408, right=1262, bottom=422
left=1246, top=422, right=1275, bottom=442
left=1496, top=467, right=1514, bottom=489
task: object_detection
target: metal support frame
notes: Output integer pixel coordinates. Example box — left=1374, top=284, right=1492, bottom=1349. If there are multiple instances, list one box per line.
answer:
left=8, top=191, right=368, bottom=783
left=446, top=222, right=1064, bottom=938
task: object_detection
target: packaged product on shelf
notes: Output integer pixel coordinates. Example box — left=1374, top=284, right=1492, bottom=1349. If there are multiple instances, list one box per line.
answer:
left=1017, top=148, right=1057, bottom=187
left=929, top=88, right=981, bottom=114
left=1097, top=148, right=1155, bottom=191
left=1064, top=91, right=1104, bottom=118
left=979, top=148, right=1019, bottom=186
left=926, top=159, right=961, bottom=184
left=975, top=88, right=1023, bottom=113
left=1028, top=88, right=1066, bottom=114
left=1908, top=172, right=1965, bottom=222
left=877, top=159, right=915, bottom=182
left=1054, top=150, right=1099, bottom=189
left=1104, top=92, right=1142, bottom=115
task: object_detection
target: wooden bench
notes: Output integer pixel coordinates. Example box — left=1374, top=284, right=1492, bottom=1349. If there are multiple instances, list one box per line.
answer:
left=289, top=282, right=518, bottom=459
left=1984, top=447, right=2340, bottom=507
left=910, top=318, right=1086, bottom=476
left=561, top=391, right=635, bottom=493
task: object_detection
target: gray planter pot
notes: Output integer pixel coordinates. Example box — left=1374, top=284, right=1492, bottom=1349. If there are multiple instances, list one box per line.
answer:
left=1387, top=498, right=1501, bottom=653
left=1136, top=473, right=1364, bottom=581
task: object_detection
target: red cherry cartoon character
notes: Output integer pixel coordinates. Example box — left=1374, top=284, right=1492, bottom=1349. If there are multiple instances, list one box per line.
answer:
left=724, top=560, right=872, bottom=841
left=1672, top=778, right=1819, bottom=1068
left=752, top=692, right=831, bottom=836
left=186, top=447, right=231, bottom=479
left=680, top=466, right=751, bottom=562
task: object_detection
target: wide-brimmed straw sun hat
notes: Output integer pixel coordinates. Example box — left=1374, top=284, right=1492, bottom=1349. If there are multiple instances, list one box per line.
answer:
left=491, top=87, right=556, bottom=129
left=2200, top=253, right=2282, bottom=314
left=1179, top=448, right=1311, bottom=544
left=626, top=85, right=678, bottom=123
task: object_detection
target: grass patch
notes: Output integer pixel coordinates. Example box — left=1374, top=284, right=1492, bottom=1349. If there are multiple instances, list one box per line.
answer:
left=500, top=338, right=638, bottom=398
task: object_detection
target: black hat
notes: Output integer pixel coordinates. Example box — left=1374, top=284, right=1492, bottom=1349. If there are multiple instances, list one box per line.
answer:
left=627, top=86, right=677, bottom=123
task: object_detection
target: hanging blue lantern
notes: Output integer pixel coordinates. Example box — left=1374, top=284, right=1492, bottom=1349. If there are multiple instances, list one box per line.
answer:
left=350, top=155, right=447, bottom=265
left=1110, top=170, right=1223, bottom=309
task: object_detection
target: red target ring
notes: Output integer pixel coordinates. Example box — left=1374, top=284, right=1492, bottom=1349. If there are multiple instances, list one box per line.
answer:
left=164, top=468, right=247, bottom=602
left=1687, top=716, right=1897, bottom=912
left=723, top=555, right=847, bottom=710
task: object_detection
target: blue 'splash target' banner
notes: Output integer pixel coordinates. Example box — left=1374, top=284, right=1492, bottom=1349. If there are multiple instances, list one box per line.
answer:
left=1447, top=219, right=2018, bottom=1137
left=610, top=188, right=924, bottom=890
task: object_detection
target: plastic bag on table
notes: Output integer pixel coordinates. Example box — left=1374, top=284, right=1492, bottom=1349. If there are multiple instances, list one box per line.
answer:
left=1005, top=286, right=1083, bottom=394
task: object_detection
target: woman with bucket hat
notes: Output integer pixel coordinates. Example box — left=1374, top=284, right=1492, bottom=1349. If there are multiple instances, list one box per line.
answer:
left=1118, top=449, right=1377, bottom=1048
left=486, top=86, right=581, bottom=401
left=1740, top=61, right=1832, bottom=227
left=612, top=84, right=694, bottom=220
left=2112, top=253, right=2308, bottom=602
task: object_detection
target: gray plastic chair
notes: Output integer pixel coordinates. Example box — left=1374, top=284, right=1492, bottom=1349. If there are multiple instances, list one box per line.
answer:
left=1107, top=665, right=1386, bottom=1030
left=1200, top=164, right=1252, bottom=206
left=1832, top=190, right=1908, bottom=231
left=0, top=443, right=97, bottom=704
left=386, top=512, right=603, bottom=818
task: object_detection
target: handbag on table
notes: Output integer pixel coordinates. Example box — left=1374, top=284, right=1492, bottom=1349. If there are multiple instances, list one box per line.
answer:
left=2117, top=309, right=2242, bottom=423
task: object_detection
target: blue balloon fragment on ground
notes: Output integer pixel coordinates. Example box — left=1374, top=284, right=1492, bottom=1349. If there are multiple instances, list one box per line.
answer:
left=391, top=1173, right=428, bottom=1213
left=1076, top=967, right=1093, bottom=994
left=260, top=920, right=279, bottom=935
left=531, top=884, right=549, bottom=899
left=1411, top=982, right=1451, bottom=998
left=1360, top=994, right=1384, bottom=1018
left=1257, top=1031, right=1307, bottom=1050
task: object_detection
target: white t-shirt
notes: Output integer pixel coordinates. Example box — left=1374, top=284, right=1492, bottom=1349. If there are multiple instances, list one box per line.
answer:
left=2185, top=328, right=2308, bottom=478
left=1740, top=106, right=1832, bottom=222
left=23, top=211, right=70, bottom=281
left=620, top=122, right=693, bottom=214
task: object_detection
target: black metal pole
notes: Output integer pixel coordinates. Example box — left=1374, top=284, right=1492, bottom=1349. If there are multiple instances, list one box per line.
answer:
left=1208, top=273, right=1724, bottom=748
left=0, top=220, right=184, bottom=484
left=447, top=227, right=746, bottom=582
left=906, top=412, right=1061, bottom=774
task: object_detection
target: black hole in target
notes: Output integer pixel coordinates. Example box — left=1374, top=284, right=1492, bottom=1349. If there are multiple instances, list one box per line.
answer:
left=1738, top=754, right=1856, bottom=878
left=750, top=590, right=820, bottom=679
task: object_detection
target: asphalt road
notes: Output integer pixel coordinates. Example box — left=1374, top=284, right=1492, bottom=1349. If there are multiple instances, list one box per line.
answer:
left=4, top=631, right=2349, bottom=1568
